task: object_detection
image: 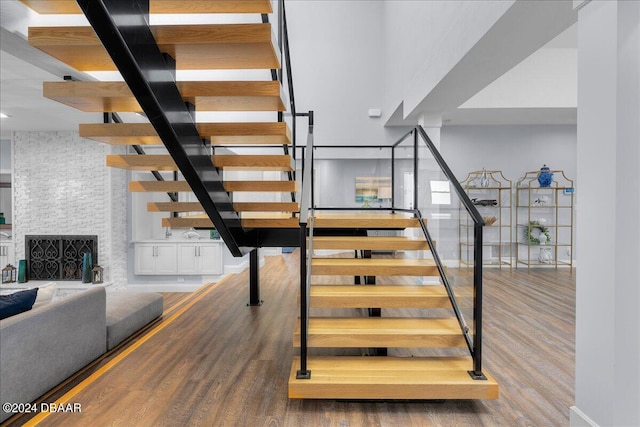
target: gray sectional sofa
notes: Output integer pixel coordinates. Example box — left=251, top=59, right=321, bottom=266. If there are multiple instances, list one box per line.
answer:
left=0, top=287, right=163, bottom=422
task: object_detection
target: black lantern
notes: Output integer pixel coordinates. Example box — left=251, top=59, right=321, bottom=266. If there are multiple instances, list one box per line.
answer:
left=91, top=265, right=104, bottom=284
left=2, top=264, right=17, bottom=283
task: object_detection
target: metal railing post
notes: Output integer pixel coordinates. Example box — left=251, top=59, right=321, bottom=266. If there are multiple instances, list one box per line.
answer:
left=391, top=146, right=395, bottom=210
left=413, top=129, right=419, bottom=211
left=470, top=223, right=487, bottom=379
left=296, top=111, right=314, bottom=380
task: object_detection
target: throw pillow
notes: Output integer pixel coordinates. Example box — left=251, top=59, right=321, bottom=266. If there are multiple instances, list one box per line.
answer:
left=33, top=282, right=57, bottom=309
left=0, top=288, right=38, bottom=320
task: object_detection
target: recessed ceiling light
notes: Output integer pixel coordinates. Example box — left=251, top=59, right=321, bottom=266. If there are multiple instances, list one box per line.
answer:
left=0, top=113, right=10, bottom=119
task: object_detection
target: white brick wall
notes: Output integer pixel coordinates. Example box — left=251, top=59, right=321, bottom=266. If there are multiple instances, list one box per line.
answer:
left=13, top=131, right=128, bottom=286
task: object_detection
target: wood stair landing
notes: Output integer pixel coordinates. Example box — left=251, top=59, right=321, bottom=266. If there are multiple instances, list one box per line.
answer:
left=29, top=23, right=279, bottom=71
left=21, top=0, right=273, bottom=14
left=289, top=356, right=499, bottom=400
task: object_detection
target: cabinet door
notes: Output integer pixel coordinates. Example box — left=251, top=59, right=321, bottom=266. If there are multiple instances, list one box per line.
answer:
left=0, top=244, right=9, bottom=267
left=177, top=243, right=199, bottom=275
left=198, top=244, right=222, bottom=275
left=155, top=244, right=177, bottom=275
left=135, top=244, right=157, bottom=275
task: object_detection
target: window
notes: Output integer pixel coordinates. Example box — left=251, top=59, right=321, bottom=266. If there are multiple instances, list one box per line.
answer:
left=430, top=180, right=451, bottom=205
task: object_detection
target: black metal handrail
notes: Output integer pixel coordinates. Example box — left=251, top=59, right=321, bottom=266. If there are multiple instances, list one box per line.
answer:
left=392, top=125, right=486, bottom=379
left=296, top=111, right=314, bottom=379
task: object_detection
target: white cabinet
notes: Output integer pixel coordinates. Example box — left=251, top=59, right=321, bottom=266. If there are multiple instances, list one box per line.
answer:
left=134, top=243, right=177, bottom=275
left=177, top=242, right=222, bottom=275
left=134, top=241, right=222, bottom=276
left=0, top=242, right=14, bottom=267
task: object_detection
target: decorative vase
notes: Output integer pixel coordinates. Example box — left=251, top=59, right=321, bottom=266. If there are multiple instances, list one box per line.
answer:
left=81, top=252, right=92, bottom=283
left=537, top=164, right=554, bottom=187
left=17, top=259, right=27, bottom=283
left=538, top=247, right=553, bottom=264
left=479, top=169, right=490, bottom=188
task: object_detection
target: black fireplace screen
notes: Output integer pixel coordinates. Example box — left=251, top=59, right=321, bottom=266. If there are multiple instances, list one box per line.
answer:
left=26, top=235, right=98, bottom=281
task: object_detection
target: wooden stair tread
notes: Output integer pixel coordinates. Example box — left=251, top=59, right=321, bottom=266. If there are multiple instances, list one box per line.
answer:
left=289, top=356, right=499, bottom=400
left=233, top=202, right=299, bottom=212
left=311, top=258, right=438, bottom=276
left=30, top=24, right=279, bottom=71
left=22, top=0, right=273, bottom=14
left=107, top=154, right=293, bottom=171
left=46, top=81, right=285, bottom=113
left=313, top=213, right=421, bottom=229
left=129, top=181, right=192, bottom=192
left=107, top=154, right=179, bottom=171
left=80, top=122, right=291, bottom=146
left=309, top=285, right=451, bottom=308
left=213, top=154, right=294, bottom=171
left=223, top=181, right=297, bottom=192
left=293, top=317, right=466, bottom=348
left=311, top=236, right=429, bottom=251
left=147, top=201, right=299, bottom=213
left=161, top=214, right=300, bottom=229
left=129, top=180, right=296, bottom=193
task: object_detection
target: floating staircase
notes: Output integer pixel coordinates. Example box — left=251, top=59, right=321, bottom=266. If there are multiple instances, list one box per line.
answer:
left=25, top=0, right=297, bottom=236
left=289, top=217, right=498, bottom=399
left=23, top=0, right=497, bottom=402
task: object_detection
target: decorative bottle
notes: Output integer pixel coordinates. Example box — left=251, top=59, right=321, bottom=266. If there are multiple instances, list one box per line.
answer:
left=537, top=164, right=553, bottom=187
left=479, top=169, right=490, bottom=188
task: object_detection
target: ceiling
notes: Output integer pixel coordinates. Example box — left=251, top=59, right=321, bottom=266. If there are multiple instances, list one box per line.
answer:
left=0, top=0, right=578, bottom=139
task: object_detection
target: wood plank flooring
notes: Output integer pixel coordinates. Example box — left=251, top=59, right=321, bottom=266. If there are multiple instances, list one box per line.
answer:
left=7, top=253, right=575, bottom=427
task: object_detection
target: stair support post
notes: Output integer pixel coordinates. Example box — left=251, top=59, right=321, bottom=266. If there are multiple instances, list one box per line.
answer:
left=248, top=248, right=262, bottom=306
left=469, top=223, right=487, bottom=380
left=296, top=223, right=311, bottom=379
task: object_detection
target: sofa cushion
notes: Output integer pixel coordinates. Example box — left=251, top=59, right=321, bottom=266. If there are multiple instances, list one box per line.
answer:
left=33, top=282, right=57, bottom=309
left=0, top=288, right=38, bottom=320
left=105, top=292, right=163, bottom=350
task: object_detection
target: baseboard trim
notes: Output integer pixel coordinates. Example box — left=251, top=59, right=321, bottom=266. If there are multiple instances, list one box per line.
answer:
left=570, top=406, right=600, bottom=427
left=225, top=259, right=249, bottom=275
left=126, top=283, right=203, bottom=292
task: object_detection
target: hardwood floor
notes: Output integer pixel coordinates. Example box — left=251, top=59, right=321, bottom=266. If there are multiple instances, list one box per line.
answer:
left=8, top=253, right=574, bottom=427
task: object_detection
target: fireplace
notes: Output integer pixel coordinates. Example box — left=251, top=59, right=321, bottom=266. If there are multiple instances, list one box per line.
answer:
left=26, top=235, right=98, bottom=281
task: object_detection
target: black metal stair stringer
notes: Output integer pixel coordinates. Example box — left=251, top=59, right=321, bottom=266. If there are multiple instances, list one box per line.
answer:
left=76, top=0, right=251, bottom=256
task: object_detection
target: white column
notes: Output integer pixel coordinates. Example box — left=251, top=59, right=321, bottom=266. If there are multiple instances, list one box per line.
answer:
left=572, top=1, right=640, bottom=426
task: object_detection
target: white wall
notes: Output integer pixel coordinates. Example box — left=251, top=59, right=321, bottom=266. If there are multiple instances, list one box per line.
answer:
left=12, top=131, right=128, bottom=286
left=441, top=125, right=577, bottom=187
left=573, top=1, right=640, bottom=426
left=383, top=0, right=514, bottom=119
left=287, top=0, right=389, bottom=146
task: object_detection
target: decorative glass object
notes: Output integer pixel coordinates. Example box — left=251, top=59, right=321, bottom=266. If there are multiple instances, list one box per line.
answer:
left=479, top=168, right=490, bottom=188
left=2, top=264, right=16, bottom=283
left=81, top=252, right=92, bottom=283
left=91, top=265, right=103, bottom=284
left=17, top=260, right=27, bottom=283
left=537, top=164, right=554, bottom=187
